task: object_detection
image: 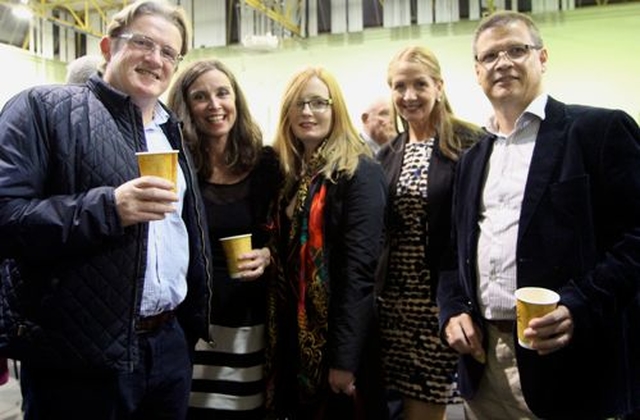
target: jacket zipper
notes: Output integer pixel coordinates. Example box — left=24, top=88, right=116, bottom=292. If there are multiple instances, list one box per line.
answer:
left=129, top=103, right=145, bottom=373
left=178, top=128, right=215, bottom=347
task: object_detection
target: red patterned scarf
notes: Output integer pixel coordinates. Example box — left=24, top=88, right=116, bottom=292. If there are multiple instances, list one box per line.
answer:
left=295, top=180, right=329, bottom=396
left=266, top=143, right=331, bottom=408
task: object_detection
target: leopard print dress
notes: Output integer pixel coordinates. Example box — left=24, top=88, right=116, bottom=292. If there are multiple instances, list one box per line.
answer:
left=379, top=140, right=460, bottom=404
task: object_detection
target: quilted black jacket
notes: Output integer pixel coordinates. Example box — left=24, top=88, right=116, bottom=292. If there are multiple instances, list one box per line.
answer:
left=0, top=75, right=212, bottom=371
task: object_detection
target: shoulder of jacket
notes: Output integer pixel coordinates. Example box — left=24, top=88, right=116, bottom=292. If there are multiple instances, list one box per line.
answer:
left=23, top=84, right=83, bottom=105
left=377, top=132, right=406, bottom=160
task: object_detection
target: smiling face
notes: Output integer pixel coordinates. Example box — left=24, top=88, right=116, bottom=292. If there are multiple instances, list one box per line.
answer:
left=287, top=76, right=333, bottom=154
left=101, top=14, right=182, bottom=106
left=186, top=69, right=237, bottom=143
left=389, top=60, right=442, bottom=135
left=474, top=20, right=547, bottom=112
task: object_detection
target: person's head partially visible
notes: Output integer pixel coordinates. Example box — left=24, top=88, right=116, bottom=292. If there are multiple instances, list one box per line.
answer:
left=361, top=96, right=396, bottom=148
left=65, top=54, right=102, bottom=84
left=473, top=11, right=547, bottom=115
left=99, top=0, right=190, bottom=109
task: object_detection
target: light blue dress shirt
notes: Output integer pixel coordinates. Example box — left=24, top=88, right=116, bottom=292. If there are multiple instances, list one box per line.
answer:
left=139, top=104, right=189, bottom=316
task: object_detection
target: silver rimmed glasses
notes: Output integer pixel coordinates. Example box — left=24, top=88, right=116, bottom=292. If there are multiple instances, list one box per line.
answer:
left=116, top=33, right=183, bottom=65
left=475, top=44, right=542, bottom=67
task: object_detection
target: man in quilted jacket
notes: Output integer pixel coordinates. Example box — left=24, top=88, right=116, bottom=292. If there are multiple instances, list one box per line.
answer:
left=0, top=1, right=212, bottom=418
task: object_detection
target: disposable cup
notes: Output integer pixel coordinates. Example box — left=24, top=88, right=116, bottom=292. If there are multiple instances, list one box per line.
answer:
left=219, top=234, right=252, bottom=279
left=515, top=287, right=560, bottom=349
left=136, top=150, right=179, bottom=190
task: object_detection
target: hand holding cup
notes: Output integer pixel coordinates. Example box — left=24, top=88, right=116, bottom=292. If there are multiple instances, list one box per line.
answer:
left=219, top=234, right=253, bottom=279
left=515, top=287, right=560, bottom=350
left=136, top=150, right=179, bottom=191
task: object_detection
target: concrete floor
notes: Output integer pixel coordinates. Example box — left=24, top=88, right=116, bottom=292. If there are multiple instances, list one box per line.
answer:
left=0, top=364, right=464, bottom=420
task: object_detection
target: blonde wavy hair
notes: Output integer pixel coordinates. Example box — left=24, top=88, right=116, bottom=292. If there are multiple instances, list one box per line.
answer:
left=273, top=67, right=371, bottom=182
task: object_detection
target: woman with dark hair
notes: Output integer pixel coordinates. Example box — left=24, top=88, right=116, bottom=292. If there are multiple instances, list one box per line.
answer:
left=168, top=59, right=282, bottom=419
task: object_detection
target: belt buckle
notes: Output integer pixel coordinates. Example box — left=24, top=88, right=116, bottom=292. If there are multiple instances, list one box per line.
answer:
left=136, top=310, right=174, bottom=334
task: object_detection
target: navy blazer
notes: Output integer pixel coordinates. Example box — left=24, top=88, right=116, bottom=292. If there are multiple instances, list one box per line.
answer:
left=438, top=97, right=640, bottom=418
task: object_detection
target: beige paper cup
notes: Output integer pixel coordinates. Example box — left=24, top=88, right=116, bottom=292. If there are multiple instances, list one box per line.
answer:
left=219, top=234, right=252, bottom=279
left=515, top=287, right=560, bottom=349
left=136, top=150, right=179, bottom=190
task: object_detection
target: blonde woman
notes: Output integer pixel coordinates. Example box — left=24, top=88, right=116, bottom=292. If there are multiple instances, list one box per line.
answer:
left=266, top=67, right=388, bottom=419
left=377, top=45, right=483, bottom=420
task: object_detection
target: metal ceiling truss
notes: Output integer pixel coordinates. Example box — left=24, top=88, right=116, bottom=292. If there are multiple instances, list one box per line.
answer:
left=0, top=0, right=128, bottom=39
left=243, top=0, right=303, bottom=36
left=0, top=0, right=303, bottom=47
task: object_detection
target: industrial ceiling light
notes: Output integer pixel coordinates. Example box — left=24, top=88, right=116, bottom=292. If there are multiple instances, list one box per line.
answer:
left=12, top=4, right=33, bottom=20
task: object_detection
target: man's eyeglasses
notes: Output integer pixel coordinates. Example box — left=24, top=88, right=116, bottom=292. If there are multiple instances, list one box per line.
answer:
left=293, top=98, right=333, bottom=113
left=475, top=44, right=541, bottom=67
left=116, top=33, right=183, bottom=65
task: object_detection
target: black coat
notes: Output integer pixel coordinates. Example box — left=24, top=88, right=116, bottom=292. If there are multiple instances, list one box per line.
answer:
left=269, top=155, right=388, bottom=419
left=0, top=75, right=212, bottom=370
left=320, top=157, right=387, bottom=374
left=438, top=97, right=640, bottom=418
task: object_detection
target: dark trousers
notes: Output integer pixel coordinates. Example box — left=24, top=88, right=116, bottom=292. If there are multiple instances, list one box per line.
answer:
left=625, top=411, right=640, bottom=420
left=20, top=318, right=192, bottom=420
left=386, top=388, right=403, bottom=420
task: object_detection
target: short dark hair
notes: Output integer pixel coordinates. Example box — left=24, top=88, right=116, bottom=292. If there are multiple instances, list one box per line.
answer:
left=473, top=11, right=543, bottom=56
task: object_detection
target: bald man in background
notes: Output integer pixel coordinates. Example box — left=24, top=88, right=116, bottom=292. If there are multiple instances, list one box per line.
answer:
left=360, top=96, right=397, bottom=155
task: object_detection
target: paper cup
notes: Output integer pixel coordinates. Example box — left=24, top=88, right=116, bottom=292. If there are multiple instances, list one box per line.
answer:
left=219, top=234, right=252, bottom=279
left=515, top=287, right=560, bottom=349
left=136, top=150, right=179, bottom=190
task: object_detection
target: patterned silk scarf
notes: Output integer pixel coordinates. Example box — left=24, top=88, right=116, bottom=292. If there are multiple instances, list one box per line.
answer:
left=266, top=142, right=332, bottom=411
left=289, top=142, right=330, bottom=400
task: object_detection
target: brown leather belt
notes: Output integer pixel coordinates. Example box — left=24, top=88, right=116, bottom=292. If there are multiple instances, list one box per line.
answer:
left=485, top=319, right=514, bottom=333
left=136, top=310, right=175, bottom=334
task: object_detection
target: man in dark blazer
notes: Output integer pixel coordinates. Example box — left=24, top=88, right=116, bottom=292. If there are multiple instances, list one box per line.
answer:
left=437, top=10, right=640, bottom=420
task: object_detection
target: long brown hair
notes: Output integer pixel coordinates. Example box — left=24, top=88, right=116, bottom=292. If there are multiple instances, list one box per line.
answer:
left=167, top=59, right=263, bottom=180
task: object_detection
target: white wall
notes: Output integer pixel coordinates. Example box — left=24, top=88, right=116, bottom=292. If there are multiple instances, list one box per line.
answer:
left=2, top=3, right=639, bottom=145
left=0, top=44, right=66, bottom=108
left=184, top=3, right=640, bottom=143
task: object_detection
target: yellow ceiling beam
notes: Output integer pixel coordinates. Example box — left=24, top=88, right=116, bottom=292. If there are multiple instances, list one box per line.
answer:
left=0, top=0, right=129, bottom=38
left=243, top=0, right=302, bottom=36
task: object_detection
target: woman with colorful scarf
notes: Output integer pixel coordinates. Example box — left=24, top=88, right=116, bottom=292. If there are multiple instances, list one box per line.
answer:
left=266, top=67, right=388, bottom=419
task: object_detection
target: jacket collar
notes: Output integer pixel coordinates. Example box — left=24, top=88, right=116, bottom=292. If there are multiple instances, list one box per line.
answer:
left=518, top=96, right=567, bottom=242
